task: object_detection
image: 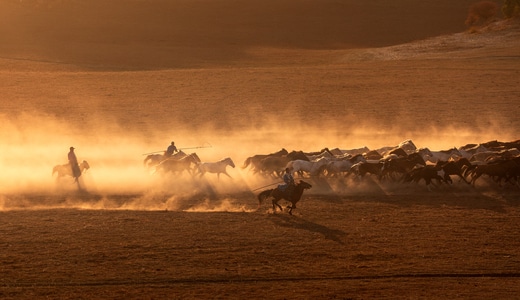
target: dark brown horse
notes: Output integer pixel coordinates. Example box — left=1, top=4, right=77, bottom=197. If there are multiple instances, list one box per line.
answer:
left=381, top=153, right=426, bottom=181
left=154, top=153, right=201, bottom=175
left=259, top=150, right=309, bottom=178
left=435, top=157, right=473, bottom=184
left=257, top=180, right=312, bottom=215
left=350, top=161, right=384, bottom=180
left=241, top=148, right=288, bottom=174
left=402, top=165, right=447, bottom=190
left=468, top=157, right=520, bottom=186
left=144, top=150, right=187, bottom=168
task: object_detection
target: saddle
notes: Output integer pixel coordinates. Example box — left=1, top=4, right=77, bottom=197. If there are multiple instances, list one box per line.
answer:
left=277, top=184, right=287, bottom=191
left=277, top=184, right=294, bottom=196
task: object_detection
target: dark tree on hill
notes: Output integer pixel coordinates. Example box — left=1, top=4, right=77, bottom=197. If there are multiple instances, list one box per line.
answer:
left=502, top=0, right=520, bottom=18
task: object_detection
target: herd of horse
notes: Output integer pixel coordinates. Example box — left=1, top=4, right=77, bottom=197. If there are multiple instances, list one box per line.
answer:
left=242, top=139, right=520, bottom=190
left=51, top=139, right=519, bottom=214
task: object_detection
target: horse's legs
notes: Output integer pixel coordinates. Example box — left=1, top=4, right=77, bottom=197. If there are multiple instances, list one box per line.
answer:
left=272, top=199, right=282, bottom=212
left=471, top=172, right=482, bottom=185
left=288, top=203, right=296, bottom=215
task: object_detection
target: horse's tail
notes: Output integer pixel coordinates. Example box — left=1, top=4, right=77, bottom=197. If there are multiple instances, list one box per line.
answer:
left=257, top=189, right=273, bottom=206
left=143, top=155, right=151, bottom=167
left=52, top=166, right=58, bottom=176
left=242, top=157, right=251, bottom=169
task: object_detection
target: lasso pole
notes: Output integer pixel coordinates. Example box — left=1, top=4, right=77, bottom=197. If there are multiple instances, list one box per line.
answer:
left=251, top=181, right=284, bottom=191
left=142, top=142, right=212, bottom=155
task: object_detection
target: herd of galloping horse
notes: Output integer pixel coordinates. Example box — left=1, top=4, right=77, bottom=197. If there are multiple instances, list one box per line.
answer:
left=56, top=139, right=520, bottom=192
left=53, top=139, right=519, bottom=214
left=241, top=139, right=520, bottom=190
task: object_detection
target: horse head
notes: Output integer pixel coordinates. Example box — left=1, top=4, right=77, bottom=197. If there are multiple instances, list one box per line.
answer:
left=81, top=160, right=90, bottom=171
left=226, top=157, right=235, bottom=168
left=189, top=153, right=201, bottom=163
left=297, top=180, right=312, bottom=190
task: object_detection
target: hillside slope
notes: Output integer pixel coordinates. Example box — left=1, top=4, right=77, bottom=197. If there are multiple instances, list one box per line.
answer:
left=0, top=0, right=489, bottom=69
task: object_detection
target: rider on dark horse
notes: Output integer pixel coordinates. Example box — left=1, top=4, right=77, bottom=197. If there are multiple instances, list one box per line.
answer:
left=164, top=141, right=178, bottom=159
left=279, top=167, right=295, bottom=199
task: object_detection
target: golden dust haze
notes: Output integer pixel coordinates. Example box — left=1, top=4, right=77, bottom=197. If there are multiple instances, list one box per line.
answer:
left=0, top=0, right=519, bottom=211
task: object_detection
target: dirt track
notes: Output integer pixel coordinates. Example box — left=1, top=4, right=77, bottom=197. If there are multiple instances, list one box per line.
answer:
left=2, top=184, right=520, bottom=299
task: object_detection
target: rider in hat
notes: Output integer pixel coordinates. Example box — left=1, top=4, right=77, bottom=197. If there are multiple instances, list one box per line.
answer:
left=68, top=146, right=81, bottom=179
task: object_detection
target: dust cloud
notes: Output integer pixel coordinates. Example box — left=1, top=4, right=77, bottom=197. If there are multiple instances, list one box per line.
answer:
left=0, top=110, right=517, bottom=211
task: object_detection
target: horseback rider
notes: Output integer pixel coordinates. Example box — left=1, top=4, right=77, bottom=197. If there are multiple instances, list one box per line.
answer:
left=280, top=167, right=295, bottom=199
left=68, top=146, right=82, bottom=179
left=164, top=141, right=178, bottom=158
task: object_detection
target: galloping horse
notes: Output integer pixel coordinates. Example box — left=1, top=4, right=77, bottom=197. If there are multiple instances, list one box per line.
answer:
left=257, top=180, right=312, bottom=215
left=144, top=150, right=186, bottom=168
left=198, top=157, right=235, bottom=180
left=154, top=153, right=200, bottom=175
left=242, top=148, right=288, bottom=174
left=286, top=157, right=329, bottom=177
left=320, top=154, right=366, bottom=177
left=52, top=160, right=90, bottom=181
left=259, top=151, right=310, bottom=178
left=143, top=154, right=164, bottom=168
left=436, top=157, right=473, bottom=184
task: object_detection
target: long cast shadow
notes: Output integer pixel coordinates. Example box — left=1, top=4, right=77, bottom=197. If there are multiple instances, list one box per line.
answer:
left=269, top=213, right=347, bottom=244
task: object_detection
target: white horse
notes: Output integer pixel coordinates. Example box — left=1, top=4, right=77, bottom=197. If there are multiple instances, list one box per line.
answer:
left=458, top=144, right=488, bottom=159
left=287, top=157, right=329, bottom=177
left=198, top=157, right=235, bottom=180
left=377, top=139, right=417, bottom=157
left=321, top=154, right=366, bottom=177
left=420, top=147, right=462, bottom=163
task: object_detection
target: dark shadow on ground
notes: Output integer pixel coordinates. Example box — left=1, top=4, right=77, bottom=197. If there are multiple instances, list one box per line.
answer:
left=269, top=213, right=347, bottom=244
left=292, top=174, right=520, bottom=214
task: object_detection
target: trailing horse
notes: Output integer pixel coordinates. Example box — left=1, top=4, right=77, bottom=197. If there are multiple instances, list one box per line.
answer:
left=143, top=150, right=187, bottom=169
left=154, top=153, right=201, bottom=175
left=257, top=180, right=312, bottom=215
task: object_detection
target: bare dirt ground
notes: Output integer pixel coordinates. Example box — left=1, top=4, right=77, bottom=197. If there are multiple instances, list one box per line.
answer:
left=1, top=1, right=520, bottom=299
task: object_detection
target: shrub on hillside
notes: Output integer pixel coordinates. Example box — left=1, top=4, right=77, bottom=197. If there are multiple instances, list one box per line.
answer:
left=465, top=1, right=498, bottom=26
left=502, top=0, right=520, bottom=18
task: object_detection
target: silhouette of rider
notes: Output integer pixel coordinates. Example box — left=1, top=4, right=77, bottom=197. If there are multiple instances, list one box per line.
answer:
left=164, top=141, right=178, bottom=158
left=68, top=146, right=81, bottom=179
left=282, top=167, right=295, bottom=199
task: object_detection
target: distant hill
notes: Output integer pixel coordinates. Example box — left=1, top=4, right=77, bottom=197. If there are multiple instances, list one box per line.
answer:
left=344, top=18, right=520, bottom=61
left=0, top=0, right=502, bottom=69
